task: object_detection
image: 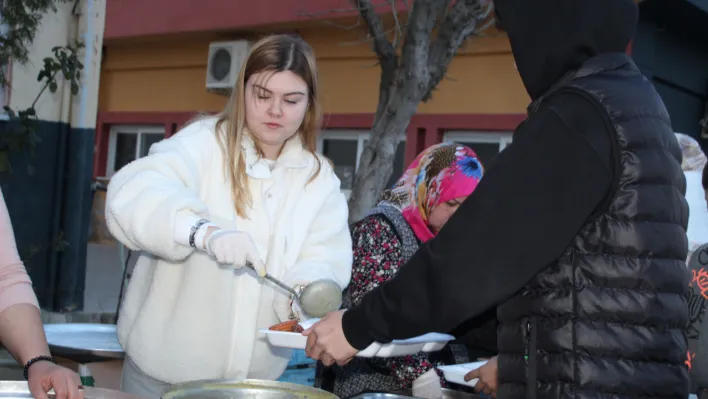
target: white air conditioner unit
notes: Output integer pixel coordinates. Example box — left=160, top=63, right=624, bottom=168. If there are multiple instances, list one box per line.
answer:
left=206, top=40, right=252, bottom=92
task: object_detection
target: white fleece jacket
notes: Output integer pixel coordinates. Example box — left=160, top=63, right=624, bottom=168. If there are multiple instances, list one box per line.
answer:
left=105, top=117, right=352, bottom=384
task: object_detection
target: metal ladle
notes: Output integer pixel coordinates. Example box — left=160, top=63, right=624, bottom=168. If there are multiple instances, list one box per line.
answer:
left=246, top=262, right=343, bottom=318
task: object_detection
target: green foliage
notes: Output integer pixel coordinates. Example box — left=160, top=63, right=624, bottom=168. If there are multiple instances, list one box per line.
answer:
left=0, top=0, right=84, bottom=175
left=0, top=0, right=72, bottom=86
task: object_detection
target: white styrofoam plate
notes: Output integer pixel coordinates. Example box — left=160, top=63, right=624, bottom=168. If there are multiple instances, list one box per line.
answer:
left=438, top=360, right=488, bottom=387
left=259, top=318, right=454, bottom=358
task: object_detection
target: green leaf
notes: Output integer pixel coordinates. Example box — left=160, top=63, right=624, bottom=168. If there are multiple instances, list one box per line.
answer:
left=70, top=81, right=79, bottom=95
left=48, top=81, right=57, bottom=93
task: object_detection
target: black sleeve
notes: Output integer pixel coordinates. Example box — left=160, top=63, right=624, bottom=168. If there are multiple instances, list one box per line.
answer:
left=341, top=93, right=616, bottom=350
left=451, top=307, right=500, bottom=358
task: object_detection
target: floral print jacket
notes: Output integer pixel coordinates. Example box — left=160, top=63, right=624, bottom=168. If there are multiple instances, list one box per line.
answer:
left=344, top=214, right=445, bottom=388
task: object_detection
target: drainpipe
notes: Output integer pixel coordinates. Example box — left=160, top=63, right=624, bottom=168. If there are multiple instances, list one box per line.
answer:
left=78, top=0, right=94, bottom=127
left=76, top=0, right=97, bottom=312
left=46, top=0, right=82, bottom=310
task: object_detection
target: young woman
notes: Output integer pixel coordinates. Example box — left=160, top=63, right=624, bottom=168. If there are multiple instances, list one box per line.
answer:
left=0, top=188, right=81, bottom=399
left=105, top=34, right=352, bottom=397
left=322, top=143, right=496, bottom=397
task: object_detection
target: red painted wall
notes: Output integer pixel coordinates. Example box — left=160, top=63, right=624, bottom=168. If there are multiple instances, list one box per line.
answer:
left=106, top=0, right=364, bottom=40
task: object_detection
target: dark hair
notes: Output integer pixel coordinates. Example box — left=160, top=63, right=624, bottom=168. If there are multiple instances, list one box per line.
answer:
left=702, top=161, right=708, bottom=190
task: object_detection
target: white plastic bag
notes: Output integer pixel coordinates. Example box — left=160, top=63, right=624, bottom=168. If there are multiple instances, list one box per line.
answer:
left=412, top=368, right=443, bottom=399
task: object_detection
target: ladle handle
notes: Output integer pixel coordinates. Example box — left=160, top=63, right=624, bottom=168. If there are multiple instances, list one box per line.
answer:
left=245, top=261, right=299, bottom=298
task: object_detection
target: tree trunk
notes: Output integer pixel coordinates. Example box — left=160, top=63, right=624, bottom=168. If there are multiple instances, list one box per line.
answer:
left=343, top=0, right=491, bottom=224
left=347, top=93, right=420, bottom=223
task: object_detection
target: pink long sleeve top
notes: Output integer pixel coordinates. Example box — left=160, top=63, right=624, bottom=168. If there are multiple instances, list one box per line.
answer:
left=0, top=188, right=39, bottom=313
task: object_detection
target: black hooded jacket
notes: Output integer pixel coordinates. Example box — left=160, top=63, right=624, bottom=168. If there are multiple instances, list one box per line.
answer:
left=342, top=0, right=690, bottom=397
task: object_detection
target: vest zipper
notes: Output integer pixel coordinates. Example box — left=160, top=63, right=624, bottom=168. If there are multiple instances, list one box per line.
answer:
left=524, top=316, right=538, bottom=399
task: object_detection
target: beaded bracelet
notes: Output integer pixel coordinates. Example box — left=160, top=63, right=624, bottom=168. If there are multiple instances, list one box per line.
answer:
left=23, top=355, right=56, bottom=380
left=189, top=219, right=210, bottom=248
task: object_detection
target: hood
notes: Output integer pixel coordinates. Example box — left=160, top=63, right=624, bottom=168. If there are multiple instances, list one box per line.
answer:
left=494, top=0, right=638, bottom=100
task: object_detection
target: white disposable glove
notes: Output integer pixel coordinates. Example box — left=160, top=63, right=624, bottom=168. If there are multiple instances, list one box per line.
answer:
left=204, top=229, right=267, bottom=276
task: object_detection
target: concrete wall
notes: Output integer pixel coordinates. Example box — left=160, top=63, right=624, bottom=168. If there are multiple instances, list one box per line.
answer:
left=0, top=0, right=106, bottom=311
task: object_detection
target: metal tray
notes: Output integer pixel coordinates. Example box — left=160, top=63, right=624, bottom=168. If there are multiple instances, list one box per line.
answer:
left=161, top=379, right=339, bottom=399
left=0, top=381, right=144, bottom=399
left=44, top=323, right=124, bottom=362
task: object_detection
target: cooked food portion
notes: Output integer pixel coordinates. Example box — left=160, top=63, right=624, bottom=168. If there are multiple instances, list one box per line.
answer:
left=269, top=320, right=304, bottom=333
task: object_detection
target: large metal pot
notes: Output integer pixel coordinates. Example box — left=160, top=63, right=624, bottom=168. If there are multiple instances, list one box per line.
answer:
left=160, top=379, right=339, bottom=399
left=0, top=381, right=144, bottom=399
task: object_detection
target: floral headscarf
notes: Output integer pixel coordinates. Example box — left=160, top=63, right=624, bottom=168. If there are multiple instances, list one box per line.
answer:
left=378, top=143, right=484, bottom=242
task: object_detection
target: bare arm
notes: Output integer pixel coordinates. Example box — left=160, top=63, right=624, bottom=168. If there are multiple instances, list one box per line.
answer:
left=0, top=188, right=50, bottom=363
left=0, top=304, right=51, bottom=365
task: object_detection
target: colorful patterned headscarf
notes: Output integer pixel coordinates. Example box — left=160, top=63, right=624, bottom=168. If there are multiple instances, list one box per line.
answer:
left=377, top=143, right=484, bottom=242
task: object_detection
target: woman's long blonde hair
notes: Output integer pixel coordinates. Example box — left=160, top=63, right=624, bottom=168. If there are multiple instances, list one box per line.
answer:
left=214, top=34, right=323, bottom=218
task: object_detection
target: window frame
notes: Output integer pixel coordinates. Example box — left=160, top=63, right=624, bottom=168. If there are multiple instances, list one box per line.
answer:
left=442, top=131, right=514, bottom=152
left=317, top=129, right=407, bottom=198
left=106, top=125, right=166, bottom=176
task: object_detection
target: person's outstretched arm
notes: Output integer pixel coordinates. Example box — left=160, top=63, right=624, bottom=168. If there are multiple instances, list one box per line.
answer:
left=0, top=189, right=81, bottom=399
left=342, top=93, right=615, bottom=350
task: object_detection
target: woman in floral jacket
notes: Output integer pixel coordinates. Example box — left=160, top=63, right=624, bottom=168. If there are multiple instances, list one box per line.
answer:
left=322, top=143, right=494, bottom=397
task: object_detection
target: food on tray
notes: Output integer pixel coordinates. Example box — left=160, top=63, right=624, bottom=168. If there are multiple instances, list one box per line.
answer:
left=269, top=319, right=304, bottom=333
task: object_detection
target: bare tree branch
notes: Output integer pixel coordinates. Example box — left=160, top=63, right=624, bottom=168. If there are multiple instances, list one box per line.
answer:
left=397, top=0, right=443, bottom=95
left=352, top=0, right=399, bottom=118
left=389, top=0, right=403, bottom=47
left=353, top=0, right=396, bottom=63
left=331, top=0, right=498, bottom=222
left=423, top=0, right=492, bottom=101
left=295, top=1, right=394, bottom=33
left=297, top=1, right=391, bottom=17
left=337, top=24, right=407, bottom=47
left=318, top=17, right=364, bottom=31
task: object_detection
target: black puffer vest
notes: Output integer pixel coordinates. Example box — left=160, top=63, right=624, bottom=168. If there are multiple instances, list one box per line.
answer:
left=497, top=53, right=690, bottom=399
